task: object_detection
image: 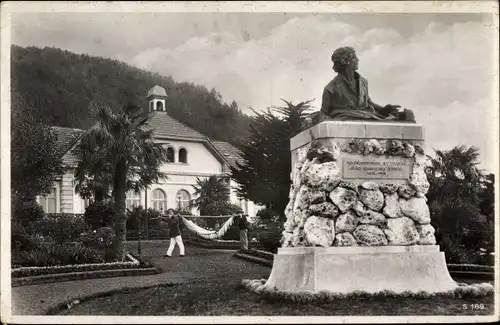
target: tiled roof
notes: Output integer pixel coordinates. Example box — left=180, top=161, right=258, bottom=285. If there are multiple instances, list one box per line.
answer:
left=51, top=126, right=83, bottom=167
left=211, top=141, right=245, bottom=169
left=50, top=114, right=244, bottom=170
left=147, top=112, right=207, bottom=140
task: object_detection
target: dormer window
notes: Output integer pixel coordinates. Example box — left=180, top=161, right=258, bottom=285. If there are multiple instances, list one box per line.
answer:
left=179, top=148, right=188, bottom=163
left=166, top=147, right=175, bottom=163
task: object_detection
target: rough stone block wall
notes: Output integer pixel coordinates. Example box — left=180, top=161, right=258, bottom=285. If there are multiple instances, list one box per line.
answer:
left=281, top=137, right=436, bottom=248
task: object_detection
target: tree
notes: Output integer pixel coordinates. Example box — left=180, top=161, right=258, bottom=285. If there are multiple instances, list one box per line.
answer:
left=230, top=99, right=312, bottom=220
left=74, top=150, right=113, bottom=202
left=191, top=175, right=231, bottom=227
left=425, top=145, right=494, bottom=262
left=11, top=45, right=252, bottom=149
left=479, top=173, right=494, bottom=219
left=426, top=145, right=483, bottom=207
left=11, top=91, right=63, bottom=210
left=76, top=102, right=169, bottom=260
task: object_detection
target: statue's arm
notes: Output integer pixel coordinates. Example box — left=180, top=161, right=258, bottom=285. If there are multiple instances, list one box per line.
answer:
left=368, top=97, right=384, bottom=111
left=368, top=96, right=401, bottom=117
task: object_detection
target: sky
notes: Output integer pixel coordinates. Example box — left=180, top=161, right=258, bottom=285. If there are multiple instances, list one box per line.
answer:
left=10, top=11, right=498, bottom=172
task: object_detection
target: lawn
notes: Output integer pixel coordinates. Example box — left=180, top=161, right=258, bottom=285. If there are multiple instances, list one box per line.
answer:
left=55, top=243, right=495, bottom=316
left=57, top=279, right=494, bottom=316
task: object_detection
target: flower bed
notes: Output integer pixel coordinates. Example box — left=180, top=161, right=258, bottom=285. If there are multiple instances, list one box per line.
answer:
left=242, top=278, right=494, bottom=303
left=11, top=253, right=163, bottom=287
left=12, top=215, right=117, bottom=268
left=12, top=253, right=139, bottom=278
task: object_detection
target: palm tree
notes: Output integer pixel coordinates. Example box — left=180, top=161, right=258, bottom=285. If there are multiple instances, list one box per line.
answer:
left=191, top=175, right=230, bottom=214
left=425, top=145, right=493, bottom=262
left=426, top=145, right=482, bottom=206
left=75, top=150, right=113, bottom=202
left=77, top=102, right=169, bottom=260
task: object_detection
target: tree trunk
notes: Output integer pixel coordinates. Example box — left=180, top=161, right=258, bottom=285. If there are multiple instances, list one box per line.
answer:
left=113, top=160, right=128, bottom=261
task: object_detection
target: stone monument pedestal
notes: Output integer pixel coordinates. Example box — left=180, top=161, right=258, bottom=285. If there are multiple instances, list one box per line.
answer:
left=267, top=120, right=458, bottom=295
left=265, top=246, right=458, bottom=294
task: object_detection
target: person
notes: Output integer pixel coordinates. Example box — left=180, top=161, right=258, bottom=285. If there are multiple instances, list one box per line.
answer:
left=305, top=46, right=416, bottom=128
left=164, top=209, right=185, bottom=257
left=237, top=214, right=249, bottom=251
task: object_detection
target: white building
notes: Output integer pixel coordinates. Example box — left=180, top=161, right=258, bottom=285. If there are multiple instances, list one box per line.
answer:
left=39, top=85, right=263, bottom=217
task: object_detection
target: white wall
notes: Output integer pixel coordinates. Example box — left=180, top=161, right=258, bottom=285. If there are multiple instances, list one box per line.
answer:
left=229, top=179, right=265, bottom=219
left=156, top=139, right=223, bottom=175
left=54, top=137, right=263, bottom=218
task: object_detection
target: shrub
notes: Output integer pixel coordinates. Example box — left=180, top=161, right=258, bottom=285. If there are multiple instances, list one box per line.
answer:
left=12, top=199, right=45, bottom=230
left=203, top=201, right=243, bottom=223
left=80, top=226, right=116, bottom=250
left=430, top=199, right=493, bottom=265
left=83, top=199, right=115, bottom=230
left=440, top=236, right=490, bottom=265
left=126, top=207, right=169, bottom=238
left=252, top=221, right=283, bottom=253
left=11, top=220, right=40, bottom=252
left=33, top=214, right=89, bottom=244
left=256, top=208, right=279, bottom=221
left=15, top=242, right=104, bottom=267
left=126, top=206, right=148, bottom=233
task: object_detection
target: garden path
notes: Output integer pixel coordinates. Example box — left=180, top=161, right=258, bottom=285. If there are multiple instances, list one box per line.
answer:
left=10, top=240, right=271, bottom=315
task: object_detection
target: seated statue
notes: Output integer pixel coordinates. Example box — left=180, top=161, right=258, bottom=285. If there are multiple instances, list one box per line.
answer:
left=304, top=46, right=416, bottom=128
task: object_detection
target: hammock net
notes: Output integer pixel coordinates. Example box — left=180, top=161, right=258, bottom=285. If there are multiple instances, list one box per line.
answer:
left=181, top=215, right=238, bottom=240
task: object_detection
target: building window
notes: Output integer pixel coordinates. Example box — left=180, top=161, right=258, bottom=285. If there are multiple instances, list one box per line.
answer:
left=126, top=190, right=141, bottom=210
left=149, top=101, right=153, bottom=112
left=176, top=190, right=191, bottom=210
left=179, top=148, right=187, bottom=163
left=156, top=101, right=164, bottom=111
left=166, top=147, right=175, bottom=163
left=152, top=189, right=167, bottom=212
left=41, top=187, right=57, bottom=213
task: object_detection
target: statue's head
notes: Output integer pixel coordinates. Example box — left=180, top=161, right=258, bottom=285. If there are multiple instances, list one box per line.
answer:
left=331, top=46, right=358, bottom=72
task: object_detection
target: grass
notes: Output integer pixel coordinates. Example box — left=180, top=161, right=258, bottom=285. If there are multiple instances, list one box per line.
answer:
left=54, top=243, right=495, bottom=316
left=57, top=277, right=495, bottom=316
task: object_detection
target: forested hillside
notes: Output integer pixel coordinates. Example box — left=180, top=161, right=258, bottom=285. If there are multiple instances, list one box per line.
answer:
left=11, top=45, right=251, bottom=147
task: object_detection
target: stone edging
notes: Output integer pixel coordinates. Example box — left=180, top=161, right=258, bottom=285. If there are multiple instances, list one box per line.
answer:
left=234, top=252, right=272, bottom=267
left=242, top=279, right=494, bottom=303
left=12, top=267, right=162, bottom=287
left=45, top=282, right=178, bottom=315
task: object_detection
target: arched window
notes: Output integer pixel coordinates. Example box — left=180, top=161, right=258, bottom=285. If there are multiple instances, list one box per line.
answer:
left=126, top=190, right=141, bottom=210
left=179, top=148, right=187, bottom=163
left=156, top=101, right=164, bottom=111
left=41, top=187, right=57, bottom=213
left=149, top=101, right=153, bottom=112
left=166, top=147, right=175, bottom=163
left=176, top=190, right=191, bottom=210
left=152, top=189, right=167, bottom=212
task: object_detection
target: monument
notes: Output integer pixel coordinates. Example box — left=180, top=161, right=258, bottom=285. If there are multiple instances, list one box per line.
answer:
left=263, top=47, right=458, bottom=295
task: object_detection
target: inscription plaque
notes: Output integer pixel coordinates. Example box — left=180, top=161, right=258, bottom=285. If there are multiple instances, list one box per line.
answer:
left=342, top=154, right=413, bottom=180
